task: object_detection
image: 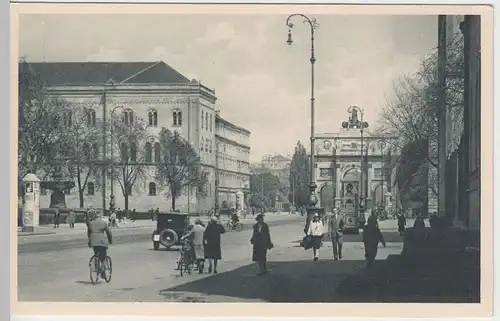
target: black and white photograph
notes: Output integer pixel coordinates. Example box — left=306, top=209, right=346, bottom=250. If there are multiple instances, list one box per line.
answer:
left=13, top=4, right=490, bottom=311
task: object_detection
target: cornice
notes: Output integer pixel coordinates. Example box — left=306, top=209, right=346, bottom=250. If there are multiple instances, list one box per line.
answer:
left=215, top=134, right=251, bottom=150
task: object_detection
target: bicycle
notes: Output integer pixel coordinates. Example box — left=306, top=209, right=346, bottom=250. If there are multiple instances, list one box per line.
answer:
left=176, top=239, right=196, bottom=276
left=89, top=253, right=112, bottom=284
left=226, top=220, right=243, bottom=232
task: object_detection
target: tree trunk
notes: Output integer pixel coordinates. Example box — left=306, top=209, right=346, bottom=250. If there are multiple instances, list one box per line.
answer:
left=79, top=190, right=84, bottom=208
left=171, top=192, right=176, bottom=210
left=77, top=165, right=84, bottom=208
left=124, top=194, right=129, bottom=210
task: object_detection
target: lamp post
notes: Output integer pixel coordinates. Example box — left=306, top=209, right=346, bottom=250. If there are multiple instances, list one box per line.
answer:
left=286, top=13, right=320, bottom=216
left=379, top=140, right=387, bottom=213
left=101, top=80, right=115, bottom=213
left=347, top=105, right=368, bottom=211
left=109, top=105, right=125, bottom=203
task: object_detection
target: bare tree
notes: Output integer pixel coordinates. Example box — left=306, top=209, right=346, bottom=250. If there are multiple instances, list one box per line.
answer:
left=60, top=105, right=102, bottom=208
left=108, top=115, right=148, bottom=210
left=379, top=31, right=464, bottom=198
left=154, top=128, right=204, bottom=211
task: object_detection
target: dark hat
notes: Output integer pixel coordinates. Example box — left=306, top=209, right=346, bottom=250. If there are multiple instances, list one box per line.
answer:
left=255, top=213, right=264, bottom=220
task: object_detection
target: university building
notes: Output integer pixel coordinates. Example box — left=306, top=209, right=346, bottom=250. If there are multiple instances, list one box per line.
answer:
left=313, top=108, right=397, bottom=214
left=24, top=61, right=251, bottom=213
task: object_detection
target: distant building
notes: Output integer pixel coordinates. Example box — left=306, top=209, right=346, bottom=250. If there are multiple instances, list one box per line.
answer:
left=314, top=109, right=398, bottom=214
left=22, top=61, right=249, bottom=213
left=214, top=111, right=251, bottom=209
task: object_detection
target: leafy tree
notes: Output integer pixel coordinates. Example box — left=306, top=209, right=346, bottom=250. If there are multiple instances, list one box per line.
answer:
left=379, top=30, right=464, bottom=198
left=108, top=115, right=148, bottom=210
left=60, top=105, right=102, bottom=208
left=249, top=172, right=280, bottom=208
left=154, top=128, right=204, bottom=211
left=289, top=141, right=310, bottom=207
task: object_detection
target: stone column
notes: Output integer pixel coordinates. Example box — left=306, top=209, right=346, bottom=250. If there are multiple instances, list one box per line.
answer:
left=22, top=173, right=41, bottom=233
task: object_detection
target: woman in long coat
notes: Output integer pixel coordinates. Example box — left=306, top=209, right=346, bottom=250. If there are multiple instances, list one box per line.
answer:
left=203, top=216, right=226, bottom=274
left=250, top=214, right=273, bottom=276
left=362, top=216, right=386, bottom=268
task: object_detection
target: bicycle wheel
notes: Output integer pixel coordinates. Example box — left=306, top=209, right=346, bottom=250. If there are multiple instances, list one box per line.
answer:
left=179, top=257, right=185, bottom=276
left=235, top=222, right=243, bottom=232
left=89, top=255, right=100, bottom=285
left=103, top=256, right=112, bottom=283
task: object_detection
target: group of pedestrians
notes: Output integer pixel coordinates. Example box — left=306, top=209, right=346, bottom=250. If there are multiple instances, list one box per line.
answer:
left=304, top=208, right=386, bottom=268
left=180, top=213, right=274, bottom=276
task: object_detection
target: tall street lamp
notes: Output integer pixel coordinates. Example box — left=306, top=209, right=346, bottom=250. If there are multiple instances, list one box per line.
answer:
left=101, top=80, right=116, bottom=213
left=286, top=13, right=320, bottom=216
left=347, top=105, right=368, bottom=211
left=109, top=105, right=125, bottom=204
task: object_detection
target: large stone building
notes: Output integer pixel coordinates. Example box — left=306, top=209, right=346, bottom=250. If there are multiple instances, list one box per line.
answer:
left=214, top=111, right=251, bottom=209
left=313, top=109, right=397, bottom=214
left=25, top=61, right=250, bottom=213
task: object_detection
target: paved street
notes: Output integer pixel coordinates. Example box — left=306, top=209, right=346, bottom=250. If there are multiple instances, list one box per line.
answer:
left=18, top=217, right=404, bottom=302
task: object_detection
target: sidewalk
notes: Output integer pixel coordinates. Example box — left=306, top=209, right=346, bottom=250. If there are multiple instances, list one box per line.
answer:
left=17, top=212, right=297, bottom=238
left=159, top=229, right=404, bottom=302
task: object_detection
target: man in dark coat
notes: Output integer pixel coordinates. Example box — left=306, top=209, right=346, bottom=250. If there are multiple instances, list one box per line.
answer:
left=362, top=216, right=386, bottom=268
left=53, top=210, right=60, bottom=228
left=203, top=216, right=226, bottom=273
left=329, top=208, right=345, bottom=260
left=250, top=214, right=273, bottom=276
left=397, top=214, right=406, bottom=236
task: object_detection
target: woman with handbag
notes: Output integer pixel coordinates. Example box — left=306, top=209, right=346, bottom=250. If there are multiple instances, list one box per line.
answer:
left=250, top=214, right=273, bottom=276
left=307, top=213, right=325, bottom=261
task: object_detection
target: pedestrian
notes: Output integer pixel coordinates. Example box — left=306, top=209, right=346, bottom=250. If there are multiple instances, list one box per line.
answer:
left=397, top=213, right=406, bottom=236
left=181, top=218, right=206, bottom=274
left=67, top=210, right=75, bottom=228
left=250, top=214, right=273, bottom=276
left=306, top=213, right=325, bottom=261
left=329, top=208, right=345, bottom=260
left=155, top=208, right=160, bottom=221
left=414, top=214, right=425, bottom=228
left=53, top=210, right=60, bottom=228
left=132, top=208, right=137, bottom=222
left=362, top=216, right=386, bottom=269
left=203, top=216, right=226, bottom=274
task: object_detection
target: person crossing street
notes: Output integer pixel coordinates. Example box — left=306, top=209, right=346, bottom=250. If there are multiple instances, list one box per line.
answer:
left=329, top=208, right=345, bottom=260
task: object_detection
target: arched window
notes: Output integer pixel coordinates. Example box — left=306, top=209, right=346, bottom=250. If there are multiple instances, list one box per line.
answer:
left=149, top=182, right=156, bottom=196
left=87, top=109, right=96, bottom=126
left=121, top=142, right=128, bottom=162
left=63, top=110, right=72, bottom=126
left=205, top=140, right=209, bottom=152
left=210, top=114, right=213, bottom=132
left=130, top=142, right=137, bottom=162
left=154, top=142, right=161, bottom=163
left=173, top=110, right=182, bottom=126
left=145, top=142, right=152, bottom=163
left=148, top=109, right=158, bottom=126
left=201, top=111, right=204, bottom=129
left=209, top=140, right=212, bottom=153
left=123, top=109, right=134, bottom=125
left=87, top=182, right=95, bottom=195
left=200, top=138, right=204, bottom=152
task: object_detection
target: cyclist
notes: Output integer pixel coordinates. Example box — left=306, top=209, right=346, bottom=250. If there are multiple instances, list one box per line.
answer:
left=230, top=211, right=240, bottom=228
left=87, top=210, right=113, bottom=278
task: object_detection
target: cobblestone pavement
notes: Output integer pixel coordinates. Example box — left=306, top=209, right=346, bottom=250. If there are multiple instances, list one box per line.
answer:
left=18, top=217, right=403, bottom=302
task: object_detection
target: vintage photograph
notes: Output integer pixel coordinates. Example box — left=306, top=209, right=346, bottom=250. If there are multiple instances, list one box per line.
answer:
left=16, top=9, right=482, bottom=304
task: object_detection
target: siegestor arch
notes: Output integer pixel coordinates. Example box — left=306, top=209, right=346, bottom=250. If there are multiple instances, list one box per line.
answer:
left=372, top=183, right=388, bottom=206
left=342, top=167, right=361, bottom=182
left=319, top=183, right=335, bottom=212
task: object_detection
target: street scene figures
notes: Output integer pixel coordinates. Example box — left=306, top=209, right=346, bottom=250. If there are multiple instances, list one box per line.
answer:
left=16, top=11, right=482, bottom=305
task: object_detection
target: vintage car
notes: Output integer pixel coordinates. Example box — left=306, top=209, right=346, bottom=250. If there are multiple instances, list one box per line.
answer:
left=152, top=212, right=191, bottom=250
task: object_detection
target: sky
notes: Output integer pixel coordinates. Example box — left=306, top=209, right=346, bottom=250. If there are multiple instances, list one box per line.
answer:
left=19, top=13, right=438, bottom=163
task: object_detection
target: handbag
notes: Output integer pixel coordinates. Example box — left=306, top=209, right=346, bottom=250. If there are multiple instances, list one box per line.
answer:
left=302, top=235, right=313, bottom=250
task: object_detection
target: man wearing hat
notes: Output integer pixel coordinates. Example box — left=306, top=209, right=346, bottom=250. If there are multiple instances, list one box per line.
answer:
left=329, top=208, right=345, bottom=260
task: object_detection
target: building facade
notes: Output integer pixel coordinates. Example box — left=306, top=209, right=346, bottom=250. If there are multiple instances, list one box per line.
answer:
left=25, top=61, right=249, bottom=213
left=313, top=109, right=397, bottom=214
left=214, top=112, right=251, bottom=209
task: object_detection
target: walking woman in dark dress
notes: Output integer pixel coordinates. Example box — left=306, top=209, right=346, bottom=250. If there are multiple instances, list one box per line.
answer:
left=203, top=216, right=226, bottom=274
left=250, top=214, right=273, bottom=276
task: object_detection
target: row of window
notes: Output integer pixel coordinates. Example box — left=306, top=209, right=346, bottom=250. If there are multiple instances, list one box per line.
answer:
left=61, top=108, right=183, bottom=128
left=200, top=138, right=213, bottom=153
left=201, top=111, right=213, bottom=132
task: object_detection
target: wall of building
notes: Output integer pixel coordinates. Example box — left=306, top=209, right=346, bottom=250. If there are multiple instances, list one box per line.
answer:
left=40, top=84, right=217, bottom=213
left=215, top=115, right=251, bottom=208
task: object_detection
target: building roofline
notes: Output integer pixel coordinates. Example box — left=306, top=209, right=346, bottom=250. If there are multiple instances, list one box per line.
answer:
left=215, top=114, right=251, bottom=135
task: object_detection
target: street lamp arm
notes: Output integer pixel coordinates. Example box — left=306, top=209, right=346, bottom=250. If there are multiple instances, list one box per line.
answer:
left=286, top=14, right=319, bottom=33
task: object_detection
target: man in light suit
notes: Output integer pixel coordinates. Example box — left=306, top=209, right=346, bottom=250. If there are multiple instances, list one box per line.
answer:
left=87, top=211, right=113, bottom=277
left=329, top=208, right=345, bottom=260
